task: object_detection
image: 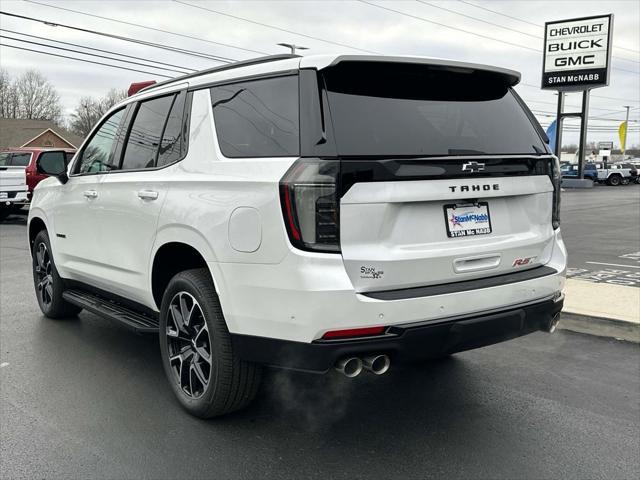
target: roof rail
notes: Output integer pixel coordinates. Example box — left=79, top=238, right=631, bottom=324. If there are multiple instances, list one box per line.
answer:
left=139, top=54, right=300, bottom=93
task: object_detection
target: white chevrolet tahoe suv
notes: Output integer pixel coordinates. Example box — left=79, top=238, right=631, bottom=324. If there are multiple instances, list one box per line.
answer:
left=28, top=54, right=566, bottom=418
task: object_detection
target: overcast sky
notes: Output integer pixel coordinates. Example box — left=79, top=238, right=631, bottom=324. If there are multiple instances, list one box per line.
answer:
left=1, top=0, right=638, bottom=147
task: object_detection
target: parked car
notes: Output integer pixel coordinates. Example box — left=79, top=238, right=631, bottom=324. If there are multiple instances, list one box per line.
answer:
left=589, top=161, right=634, bottom=186
left=0, top=152, right=29, bottom=220
left=0, top=148, right=76, bottom=200
left=613, top=162, right=639, bottom=184
left=28, top=54, right=566, bottom=418
left=561, top=162, right=598, bottom=182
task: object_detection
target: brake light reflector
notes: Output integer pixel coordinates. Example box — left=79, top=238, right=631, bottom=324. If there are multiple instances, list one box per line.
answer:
left=322, top=326, right=386, bottom=339
left=550, top=156, right=561, bottom=229
left=128, top=81, right=156, bottom=96
left=280, top=159, right=340, bottom=253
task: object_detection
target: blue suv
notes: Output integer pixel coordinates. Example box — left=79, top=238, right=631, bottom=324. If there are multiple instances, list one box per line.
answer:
left=561, top=163, right=598, bottom=182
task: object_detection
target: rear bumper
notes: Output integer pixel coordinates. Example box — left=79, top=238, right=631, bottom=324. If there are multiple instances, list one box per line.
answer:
left=1, top=190, right=29, bottom=206
left=231, top=296, right=564, bottom=373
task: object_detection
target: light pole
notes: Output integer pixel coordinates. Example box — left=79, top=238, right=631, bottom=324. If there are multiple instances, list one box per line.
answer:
left=277, top=43, right=309, bottom=55
left=621, top=105, right=631, bottom=158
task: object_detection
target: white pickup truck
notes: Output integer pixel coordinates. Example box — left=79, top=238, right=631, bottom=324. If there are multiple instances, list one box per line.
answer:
left=594, top=162, right=635, bottom=186
left=0, top=164, right=29, bottom=220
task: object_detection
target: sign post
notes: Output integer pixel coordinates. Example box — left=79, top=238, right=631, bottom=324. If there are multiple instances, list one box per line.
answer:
left=542, top=14, right=613, bottom=184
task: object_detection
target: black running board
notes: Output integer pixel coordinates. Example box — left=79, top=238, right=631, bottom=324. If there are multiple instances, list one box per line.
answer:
left=62, top=289, right=159, bottom=333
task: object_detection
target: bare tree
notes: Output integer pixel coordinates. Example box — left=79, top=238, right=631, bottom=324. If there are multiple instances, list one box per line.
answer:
left=0, top=68, right=19, bottom=119
left=14, top=70, right=62, bottom=122
left=69, top=88, right=126, bottom=137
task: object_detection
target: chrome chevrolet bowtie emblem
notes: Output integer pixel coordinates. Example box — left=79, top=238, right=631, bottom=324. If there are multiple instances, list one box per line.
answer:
left=462, top=161, right=485, bottom=173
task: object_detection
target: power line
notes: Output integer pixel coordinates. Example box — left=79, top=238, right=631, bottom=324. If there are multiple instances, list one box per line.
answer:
left=586, top=106, right=640, bottom=119
left=0, top=11, right=236, bottom=63
left=458, top=0, right=640, bottom=56
left=524, top=98, right=625, bottom=114
left=173, top=0, right=381, bottom=54
left=0, top=43, right=174, bottom=78
left=519, top=82, right=640, bottom=103
left=0, top=28, right=196, bottom=74
left=457, top=0, right=540, bottom=29
left=23, top=0, right=268, bottom=56
left=358, top=0, right=539, bottom=52
left=358, top=1, right=639, bottom=74
left=423, top=0, right=639, bottom=65
left=529, top=108, right=639, bottom=123
left=416, top=1, right=539, bottom=40
left=0, top=33, right=192, bottom=75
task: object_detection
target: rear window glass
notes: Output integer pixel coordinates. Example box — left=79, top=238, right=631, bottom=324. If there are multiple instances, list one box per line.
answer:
left=322, top=62, right=546, bottom=157
left=11, top=153, right=31, bottom=166
left=210, top=75, right=299, bottom=158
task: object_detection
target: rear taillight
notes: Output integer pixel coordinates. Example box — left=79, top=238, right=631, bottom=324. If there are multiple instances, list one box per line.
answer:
left=550, top=156, right=561, bottom=229
left=280, top=159, right=340, bottom=253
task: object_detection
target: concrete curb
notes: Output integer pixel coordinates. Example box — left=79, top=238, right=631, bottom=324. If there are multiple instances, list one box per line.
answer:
left=558, top=312, right=640, bottom=343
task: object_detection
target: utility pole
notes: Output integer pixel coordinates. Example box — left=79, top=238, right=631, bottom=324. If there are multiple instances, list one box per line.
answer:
left=277, top=43, right=309, bottom=55
left=621, top=105, right=631, bottom=158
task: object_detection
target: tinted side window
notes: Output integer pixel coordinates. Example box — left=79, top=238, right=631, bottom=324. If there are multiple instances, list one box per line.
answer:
left=76, top=108, right=126, bottom=174
left=121, top=95, right=174, bottom=170
left=210, top=75, right=299, bottom=158
left=38, top=151, right=66, bottom=174
left=0, top=153, right=9, bottom=166
left=157, top=91, right=186, bottom=167
left=10, top=153, right=31, bottom=166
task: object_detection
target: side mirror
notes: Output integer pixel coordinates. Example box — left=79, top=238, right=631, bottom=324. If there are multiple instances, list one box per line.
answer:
left=37, top=151, right=69, bottom=184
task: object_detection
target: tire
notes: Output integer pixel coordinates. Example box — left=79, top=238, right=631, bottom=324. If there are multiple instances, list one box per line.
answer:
left=159, top=268, right=262, bottom=418
left=31, top=230, right=82, bottom=318
left=608, top=174, right=621, bottom=186
left=0, top=208, right=9, bottom=222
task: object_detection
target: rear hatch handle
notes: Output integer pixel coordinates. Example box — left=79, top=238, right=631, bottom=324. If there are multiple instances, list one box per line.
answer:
left=453, top=254, right=501, bottom=273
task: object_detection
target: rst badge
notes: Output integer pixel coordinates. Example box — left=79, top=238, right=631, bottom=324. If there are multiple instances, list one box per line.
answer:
left=513, top=256, right=536, bottom=267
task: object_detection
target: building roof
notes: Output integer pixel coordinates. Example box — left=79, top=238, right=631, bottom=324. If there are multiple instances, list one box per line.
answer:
left=0, top=118, right=84, bottom=149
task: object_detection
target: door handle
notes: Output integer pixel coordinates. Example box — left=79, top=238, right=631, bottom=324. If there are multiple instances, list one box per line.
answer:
left=137, top=190, right=159, bottom=200
left=83, top=190, right=98, bottom=199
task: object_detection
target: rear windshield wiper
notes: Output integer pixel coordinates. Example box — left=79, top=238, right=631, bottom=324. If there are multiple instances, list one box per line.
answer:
left=448, top=149, right=486, bottom=155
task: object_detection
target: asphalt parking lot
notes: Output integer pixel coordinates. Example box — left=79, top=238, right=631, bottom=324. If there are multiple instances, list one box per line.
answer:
left=562, top=184, right=640, bottom=287
left=1, top=187, right=639, bottom=479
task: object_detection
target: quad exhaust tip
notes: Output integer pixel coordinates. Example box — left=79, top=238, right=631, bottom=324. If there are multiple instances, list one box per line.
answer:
left=335, top=357, right=363, bottom=378
left=335, top=354, right=391, bottom=377
left=363, top=354, right=391, bottom=375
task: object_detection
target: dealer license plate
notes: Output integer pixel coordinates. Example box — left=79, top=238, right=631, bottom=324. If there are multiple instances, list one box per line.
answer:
left=444, top=202, right=492, bottom=238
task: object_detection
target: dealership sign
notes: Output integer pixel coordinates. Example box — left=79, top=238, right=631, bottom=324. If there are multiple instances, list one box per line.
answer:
left=542, top=14, right=613, bottom=90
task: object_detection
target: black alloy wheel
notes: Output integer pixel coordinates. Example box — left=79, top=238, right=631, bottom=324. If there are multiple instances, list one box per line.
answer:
left=31, top=229, right=82, bottom=318
left=34, top=241, right=54, bottom=309
left=165, top=291, right=212, bottom=398
left=159, top=268, right=261, bottom=417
